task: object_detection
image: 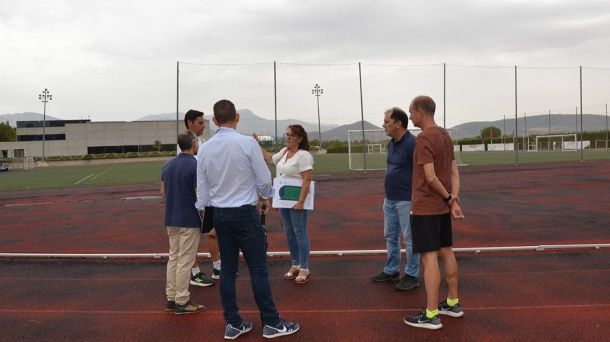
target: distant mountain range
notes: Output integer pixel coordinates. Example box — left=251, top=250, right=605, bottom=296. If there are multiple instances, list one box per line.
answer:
left=0, top=112, right=62, bottom=127
left=2, top=111, right=608, bottom=140
left=138, top=109, right=342, bottom=137
left=450, top=114, right=609, bottom=139
left=321, top=121, right=384, bottom=141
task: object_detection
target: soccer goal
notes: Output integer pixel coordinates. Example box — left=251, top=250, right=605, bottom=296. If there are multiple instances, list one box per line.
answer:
left=594, top=140, right=610, bottom=149
left=348, top=129, right=422, bottom=171
left=367, top=143, right=385, bottom=154
left=535, top=134, right=577, bottom=152
left=4, top=157, right=35, bottom=170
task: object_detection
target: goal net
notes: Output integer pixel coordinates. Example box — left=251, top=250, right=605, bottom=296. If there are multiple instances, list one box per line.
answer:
left=534, top=134, right=577, bottom=152
left=594, top=140, right=610, bottom=149
left=348, top=129, right=422, bottom=171
left=3, top=157, right=36, bottom=170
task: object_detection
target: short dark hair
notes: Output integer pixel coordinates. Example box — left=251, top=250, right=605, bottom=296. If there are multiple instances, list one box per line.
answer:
left=388, top=107, right=409, bottom=128
left=213, top=100, right=237, bottom=124
left=288, top=125, right=310, bottom=151
left=411, top=96, right=436, bottom=115
left=177, top=131, right=196, bottom=151
left=184, top=110, right=204, bottom=129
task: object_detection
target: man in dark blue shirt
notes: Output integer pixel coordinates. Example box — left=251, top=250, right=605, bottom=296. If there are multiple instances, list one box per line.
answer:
left=371, top=107, right=421, bottom=291
left=161, top=131, right=206, bottom=315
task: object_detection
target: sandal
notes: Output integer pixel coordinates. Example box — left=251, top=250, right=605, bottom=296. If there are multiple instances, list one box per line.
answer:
left=295, top=269, right=310, bottom=284
left=283, top=266, right=300, bottom=280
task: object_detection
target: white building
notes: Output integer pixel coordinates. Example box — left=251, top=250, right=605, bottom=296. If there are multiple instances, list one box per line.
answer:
left=0, top=119, right=211, bottom=158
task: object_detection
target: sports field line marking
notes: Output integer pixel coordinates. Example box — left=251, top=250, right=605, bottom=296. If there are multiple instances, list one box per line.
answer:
left=1, top=304, right=609, bottom=315
left=3, top=202, right=54, bottom=207
left=74, top=174, right=94, bottom=185
left=90, top=166, right=114, bottom=181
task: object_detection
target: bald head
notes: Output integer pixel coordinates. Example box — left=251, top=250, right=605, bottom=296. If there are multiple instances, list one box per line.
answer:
left=410, top=95, right=436, bottom=116
left=409, top=95, right=438, bottom=129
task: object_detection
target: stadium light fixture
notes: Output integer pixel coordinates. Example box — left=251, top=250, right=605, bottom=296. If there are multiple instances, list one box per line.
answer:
left=38, top=88, right=52, bottom=162
left=312, top=83, right=323, bottom=146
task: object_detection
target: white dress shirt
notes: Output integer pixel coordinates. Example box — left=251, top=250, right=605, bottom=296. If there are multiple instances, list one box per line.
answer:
left=196, top=127, right=272, bottom=209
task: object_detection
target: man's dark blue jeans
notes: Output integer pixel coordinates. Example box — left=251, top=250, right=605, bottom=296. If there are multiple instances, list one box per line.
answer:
left=214, top=205, right=280, bottom=326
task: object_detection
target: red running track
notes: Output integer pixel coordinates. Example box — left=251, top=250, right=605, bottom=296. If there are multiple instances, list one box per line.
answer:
left=0, top=160, right=609, bottom=340
left=1, top=160, right=609, bottom=254
left=0, top=251, right=608, bottom=341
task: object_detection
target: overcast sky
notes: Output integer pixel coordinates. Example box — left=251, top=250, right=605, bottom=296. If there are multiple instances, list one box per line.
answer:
left=2, top=0, right=610, bottom=127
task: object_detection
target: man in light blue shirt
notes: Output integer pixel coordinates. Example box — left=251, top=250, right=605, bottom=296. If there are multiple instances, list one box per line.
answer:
left=196, top=99, right=300, bottom=340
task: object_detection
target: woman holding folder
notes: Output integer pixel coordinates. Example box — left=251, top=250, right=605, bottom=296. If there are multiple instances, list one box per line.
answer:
left=256, top=125, right=314, bottom=284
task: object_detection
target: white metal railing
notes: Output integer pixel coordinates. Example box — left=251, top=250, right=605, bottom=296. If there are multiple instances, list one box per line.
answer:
left=0, top=243, right=608, bottom=259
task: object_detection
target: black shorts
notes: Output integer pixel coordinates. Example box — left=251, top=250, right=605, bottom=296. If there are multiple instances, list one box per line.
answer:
left=411, top=213, right=453, bottom=253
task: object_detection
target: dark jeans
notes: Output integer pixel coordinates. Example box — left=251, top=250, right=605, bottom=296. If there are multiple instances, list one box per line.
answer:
left=214, top=205, right=280, bottom=326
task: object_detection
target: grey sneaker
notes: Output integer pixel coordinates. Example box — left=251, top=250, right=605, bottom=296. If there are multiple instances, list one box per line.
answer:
left=404, top=310, right=443, bottom=330
left=262, top=319, right=300, bottom=338
left=371, top=271, right=400, bottom=282
left=224, top=320, right=253, bottom=340
left=395, top=275, right=419, bottom=291
left=191, top=272, right=214, bottom=287
left=174, top=301, right=206, bottom=315
left=438, top=300, right=464, bottom=318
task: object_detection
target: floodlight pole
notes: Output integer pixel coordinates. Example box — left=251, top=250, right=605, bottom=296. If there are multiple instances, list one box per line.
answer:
left=274, top=61, right=278, bottom=147
left=358, top=62, right=367, bottom=173
left=579, top=66, right=583, bottom=161
left=523, top=112, right=529, bottom=152
left=176, top=62, right=180, bottom=139
left=38, top=88, right=52, bottom=161
left=312, top=83, right=323, bottom=147
left=606, top=103, right=608, bottom=147
left=514, top=65, right=519, bottom=165
left=443, top=62, right=446, bottom=129
left=503, top=115, right=506, bottom=151
left=575, top=106, right=578, bottom=133
left=548, top=110, right=551, bottom=135
left=606, top=103, right=610, bottom=149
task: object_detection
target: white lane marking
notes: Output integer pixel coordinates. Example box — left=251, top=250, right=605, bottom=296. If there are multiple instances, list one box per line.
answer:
left=120, top=196, right=162, bottom=200
left=4, top=202, right=54, bottom=207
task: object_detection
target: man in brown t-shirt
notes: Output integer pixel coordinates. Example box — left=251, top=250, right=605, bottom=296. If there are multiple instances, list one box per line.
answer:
left=404, top=96, right=464, bottom=330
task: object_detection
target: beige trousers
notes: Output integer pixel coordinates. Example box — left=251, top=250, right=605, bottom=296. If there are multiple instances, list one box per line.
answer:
left=166, top=227, right=200, bottom=305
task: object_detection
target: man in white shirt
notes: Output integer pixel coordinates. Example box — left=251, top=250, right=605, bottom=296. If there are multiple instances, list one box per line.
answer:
left=179, top=110, right=219, bottom=287
left=196, top=100, right=299, bottom=340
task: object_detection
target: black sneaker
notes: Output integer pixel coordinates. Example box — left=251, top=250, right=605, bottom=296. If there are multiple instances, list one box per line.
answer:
left=438, top=300, right=464, bottom=318
left=212, top=268, right=221, bottom=280
left=165, top=300, right=176, bottom=312
left=262, top=319, right=300, bottom=338
left=395, top=275, right=419, bottom=291
left=224, top=320, right=253, bottom=340
left=404, top=310, right=443, bottom=330
left=371, top=271, right=400, bottom=282
left=174, top=301, right=206, bottom=315
left=191, top=272, right=214, bottom=287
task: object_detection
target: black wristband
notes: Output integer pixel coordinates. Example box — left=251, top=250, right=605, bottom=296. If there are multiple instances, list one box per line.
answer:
left=444, top=193, right=452, bottom=202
